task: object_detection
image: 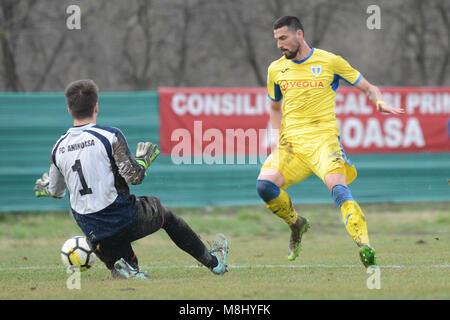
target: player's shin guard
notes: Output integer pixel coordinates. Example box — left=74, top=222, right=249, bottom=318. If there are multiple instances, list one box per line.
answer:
left=332, top=184, right=370, bottom=247
left=257, top=179, right=298, bottom=225
left=341, top=200, right=370, bottom=246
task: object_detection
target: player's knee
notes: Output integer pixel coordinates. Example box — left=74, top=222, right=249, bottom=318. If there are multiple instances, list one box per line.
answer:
left=331, top=184, right=354, bottom=208
left=161, top=206, right=177, bottom=229
left=256, top=179, right=281, bottom=202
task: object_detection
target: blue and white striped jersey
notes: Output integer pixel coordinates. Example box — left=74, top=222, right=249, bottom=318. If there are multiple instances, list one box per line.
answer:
left=48, top=123, right=146, bottom=242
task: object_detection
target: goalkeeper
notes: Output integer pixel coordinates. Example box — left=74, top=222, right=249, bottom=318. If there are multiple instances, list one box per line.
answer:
left=34, top=79, right=228, bottom=279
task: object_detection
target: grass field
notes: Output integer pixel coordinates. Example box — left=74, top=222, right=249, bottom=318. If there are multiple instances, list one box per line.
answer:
left=0, top=202, right=449, bottom=300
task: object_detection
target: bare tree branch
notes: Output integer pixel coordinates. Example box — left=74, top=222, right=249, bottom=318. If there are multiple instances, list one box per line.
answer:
left=32, top=33, right=67, bottom=91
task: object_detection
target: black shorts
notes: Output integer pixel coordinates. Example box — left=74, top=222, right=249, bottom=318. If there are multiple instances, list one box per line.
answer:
left=127, top=195, right=166, bottom=241
left=88, top=195, right=166, bottom=269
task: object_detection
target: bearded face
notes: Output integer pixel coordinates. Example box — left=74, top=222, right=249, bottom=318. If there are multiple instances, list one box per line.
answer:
left=280, top=43, right=300, bottom=59
left=274, top=26, right=302, bottom=60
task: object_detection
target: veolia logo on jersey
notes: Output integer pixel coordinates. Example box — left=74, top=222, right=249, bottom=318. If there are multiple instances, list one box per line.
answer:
left=311, top=65, right=322, bottom=77
left=279, top=80, right=324, bottom=91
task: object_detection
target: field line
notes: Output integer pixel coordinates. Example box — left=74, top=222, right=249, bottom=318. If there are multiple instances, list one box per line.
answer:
left=0, top=264, right=449, bottom=271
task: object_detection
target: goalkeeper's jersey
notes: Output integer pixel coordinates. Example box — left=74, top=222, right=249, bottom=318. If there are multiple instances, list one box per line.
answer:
left=267, top=48, right=362, bottom=141
left=48, top=123, right=146, bottom=242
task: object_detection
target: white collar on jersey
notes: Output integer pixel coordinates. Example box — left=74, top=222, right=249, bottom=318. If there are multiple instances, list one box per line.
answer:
left=69, top=123, right=96, bottom=132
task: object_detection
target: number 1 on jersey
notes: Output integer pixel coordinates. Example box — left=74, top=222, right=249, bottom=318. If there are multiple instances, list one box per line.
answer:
left=71, top=159, right=93, bottom=195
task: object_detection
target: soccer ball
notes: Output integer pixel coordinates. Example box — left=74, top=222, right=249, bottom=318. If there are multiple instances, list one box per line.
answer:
left=60, top=236, right=96, bottom=272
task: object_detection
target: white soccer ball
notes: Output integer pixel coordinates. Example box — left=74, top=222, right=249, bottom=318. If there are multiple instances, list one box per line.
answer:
left=60, top=236, right=96, bottom=272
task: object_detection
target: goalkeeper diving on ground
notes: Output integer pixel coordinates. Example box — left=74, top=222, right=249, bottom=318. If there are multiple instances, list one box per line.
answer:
left=34, top=79, right=229, bottom=279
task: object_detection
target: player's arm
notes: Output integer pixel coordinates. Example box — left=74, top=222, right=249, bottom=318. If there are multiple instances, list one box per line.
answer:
left=354, top=77, right=405, bottom=114
left=267, top=63, right=283, bottom=144
left=112, top=132, right=160, bottom=185
left=34, top=164, right=66, bottom=199
left=269, top=99, right=282, bottom=143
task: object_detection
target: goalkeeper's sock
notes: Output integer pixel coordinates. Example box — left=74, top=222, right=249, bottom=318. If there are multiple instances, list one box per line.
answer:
left=257, top=179, right=298, bottom=225
left=332, top=184, right=370, bottom=247
left=162, top=207, right=218, bottom=270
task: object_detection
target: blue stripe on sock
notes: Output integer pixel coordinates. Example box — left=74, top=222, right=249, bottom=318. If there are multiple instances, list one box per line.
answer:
left=331, top=184, right=354, bottom=208
left=256, top=179, right=281, bottom=202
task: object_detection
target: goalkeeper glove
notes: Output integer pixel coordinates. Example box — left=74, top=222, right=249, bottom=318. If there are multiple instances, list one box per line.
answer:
left=34, top=172, right=51, bottom=197
left=135, top=142, right=160, bottom=170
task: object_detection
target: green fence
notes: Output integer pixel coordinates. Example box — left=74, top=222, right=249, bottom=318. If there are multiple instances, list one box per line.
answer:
left=0, top=92, right=449, bottom=212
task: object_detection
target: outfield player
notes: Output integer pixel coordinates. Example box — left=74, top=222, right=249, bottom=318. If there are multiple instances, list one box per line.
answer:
left=256, top=16, right=404, bottom=267
left=34, top=79, right=228, bottom=279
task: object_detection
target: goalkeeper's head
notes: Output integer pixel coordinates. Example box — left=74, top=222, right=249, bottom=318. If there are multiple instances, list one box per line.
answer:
left=65, top=79, right=99, bottom=121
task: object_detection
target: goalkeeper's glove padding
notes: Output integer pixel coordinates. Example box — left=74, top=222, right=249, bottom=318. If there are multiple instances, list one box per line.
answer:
left=135, top=142, right=160, bottom=170
left=34, top=172, right=51, bottom=197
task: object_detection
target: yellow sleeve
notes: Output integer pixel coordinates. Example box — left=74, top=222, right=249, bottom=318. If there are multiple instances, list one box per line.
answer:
left=267, top=65, right=282, bottom=101
left=333, top=55, right=362, bottom=86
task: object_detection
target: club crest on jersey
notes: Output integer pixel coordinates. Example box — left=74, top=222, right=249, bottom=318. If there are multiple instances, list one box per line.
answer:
left=311, top=65, right=322, bottom=77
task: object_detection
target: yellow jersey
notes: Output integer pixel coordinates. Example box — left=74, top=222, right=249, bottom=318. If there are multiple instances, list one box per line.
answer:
left=267, top=48, right=362, bottom=140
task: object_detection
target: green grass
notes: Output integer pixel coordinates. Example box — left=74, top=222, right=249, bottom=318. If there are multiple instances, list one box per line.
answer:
left=0, top=202, right=449, bottom=300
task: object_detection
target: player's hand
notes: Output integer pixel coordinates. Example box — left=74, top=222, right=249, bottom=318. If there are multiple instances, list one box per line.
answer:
left=376, top=101, right=405, bottom=115
left=135, top=142, right=160, bottom=170
left=34, top=172, right=51, bottom=197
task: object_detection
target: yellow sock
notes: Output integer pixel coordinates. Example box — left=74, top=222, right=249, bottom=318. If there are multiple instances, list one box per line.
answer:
left=265, top=188, right=298, bottom=225
left=340, top=200, right=370, bottom=247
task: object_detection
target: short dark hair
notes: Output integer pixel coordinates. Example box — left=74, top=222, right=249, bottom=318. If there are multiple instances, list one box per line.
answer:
left=273, top=16, right=304, bottom=33
left=65, top=79, right=99, bottom=119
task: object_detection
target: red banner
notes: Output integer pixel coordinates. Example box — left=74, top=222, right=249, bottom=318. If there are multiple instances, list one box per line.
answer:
left=159, top=87, right=450, bottom=156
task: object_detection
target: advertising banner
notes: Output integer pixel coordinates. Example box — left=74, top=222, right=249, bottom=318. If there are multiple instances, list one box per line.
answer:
left=159, top=87, right=450, bottom=158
